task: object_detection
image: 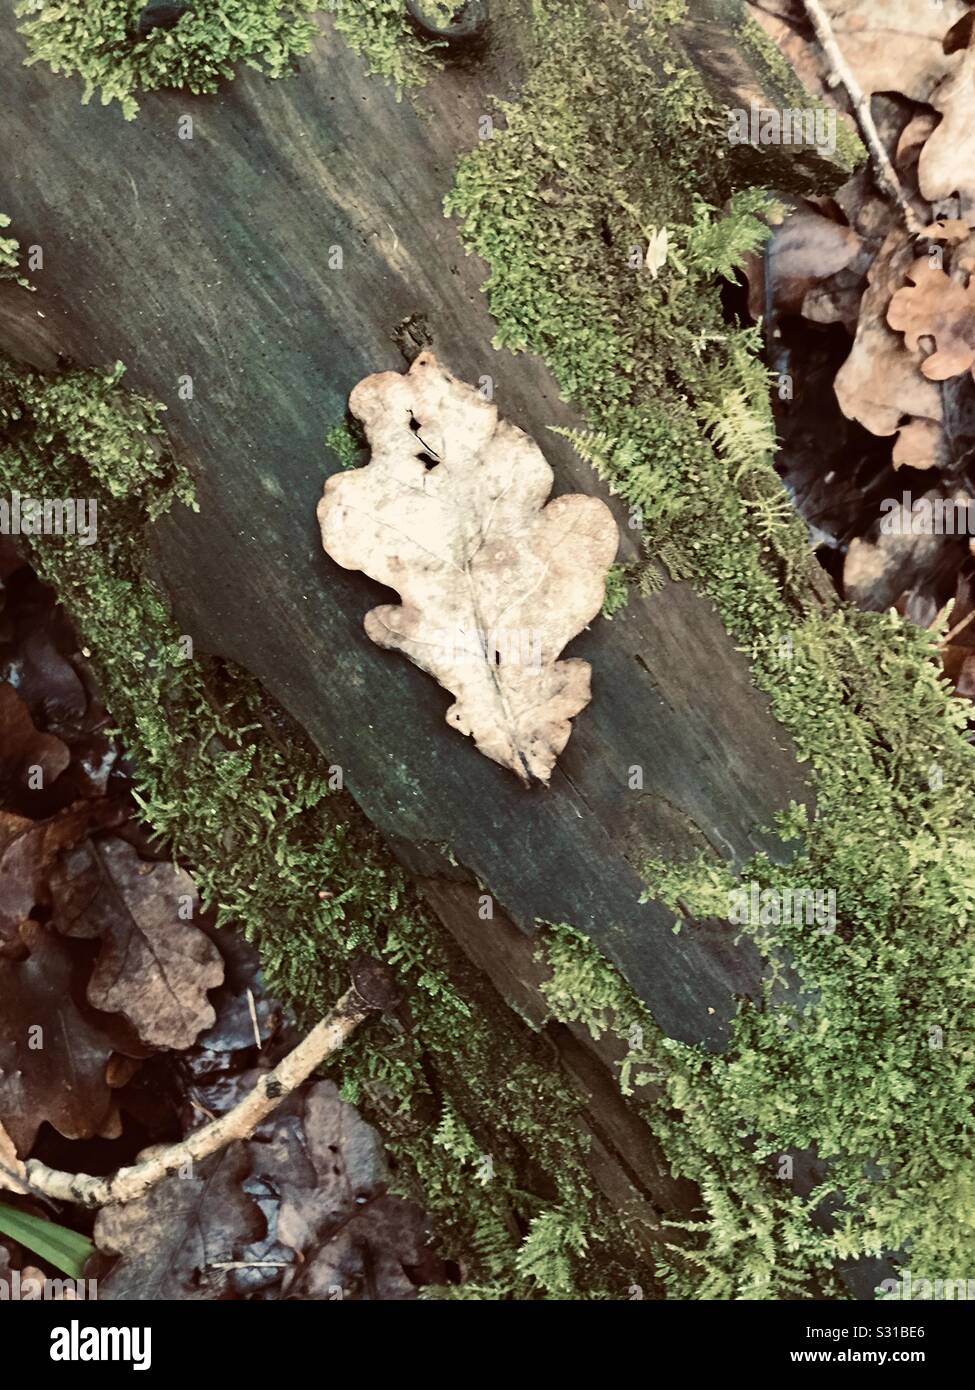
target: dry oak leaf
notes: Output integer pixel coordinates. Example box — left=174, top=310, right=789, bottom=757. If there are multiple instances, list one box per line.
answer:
left=815, top=0, right=969, bottom=104
left=0, top=921, right=118, bottom=1154
left=94, top=1142, right=263, bottom=1301
left=50, top=837, right=224, bottom=1051
left=887, top=258, right=975, bottom=381
left=892, top=417, right=946, bottom=471
left=835, top=230, right=942, bottom=436
left=919, top=37, right=975, bottom=219
left=317, top=353, right=619, bottom=785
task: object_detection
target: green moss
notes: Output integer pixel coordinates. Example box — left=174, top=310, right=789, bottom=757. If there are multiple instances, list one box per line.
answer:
left=600, top=562, right=630, bottom=620
left=0, top=216, right=29, bottom=289
left=0, top=216, right=20, bottom=280
left=535, top=921, right=839, bottom=1300
left=15, top=1, right=324, bottom=119
left=0, top=347, right=659, bottom=1299
left=14, top=1, right=444, bottom=117
left=446, top=0, right=975, bottom=1296
left=322, top=0, right=442, bottom=91
left=323, top=418, right=362, bottom=469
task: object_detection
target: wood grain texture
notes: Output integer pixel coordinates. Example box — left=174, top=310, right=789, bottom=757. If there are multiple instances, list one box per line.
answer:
left=0, top=8, right=813, bottom=1050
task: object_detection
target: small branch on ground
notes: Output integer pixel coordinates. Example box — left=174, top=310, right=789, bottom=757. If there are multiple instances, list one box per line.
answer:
left=802, top=0, right=924, bottom=236
left=0, top=957, right=399, bottom=1210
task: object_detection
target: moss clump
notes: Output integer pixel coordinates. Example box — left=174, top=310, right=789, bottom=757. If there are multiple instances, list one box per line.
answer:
left=536, top=921, right=839, bottom=1300
left=15, top=1, right=323, bottom=119
left=322, top=0, right=441, bottom=91
left=446, top=0, right=975, bottom=1295
left=0, top=347, right=663, bottom=1299
left=600, top=562, right=630, bottom=619
left=0, top=216, right=22, bottom=280
left=14, top=1, right=441, bottom=118
left=323, top=418, right=362, bottom=469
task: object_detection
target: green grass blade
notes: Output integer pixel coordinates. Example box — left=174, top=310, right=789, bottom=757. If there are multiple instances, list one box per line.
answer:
left=0, top=1202, right=94, bottom=1280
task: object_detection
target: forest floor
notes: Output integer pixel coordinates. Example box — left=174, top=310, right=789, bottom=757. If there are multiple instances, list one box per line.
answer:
left=1, top=0, right=974, bottom=1308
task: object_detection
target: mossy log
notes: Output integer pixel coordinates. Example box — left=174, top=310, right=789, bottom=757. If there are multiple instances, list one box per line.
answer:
left=0, top=2, right=861, bottom=1293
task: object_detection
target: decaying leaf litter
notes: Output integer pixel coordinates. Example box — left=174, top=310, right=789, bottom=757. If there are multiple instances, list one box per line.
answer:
left=749, top=0, right=975, bottom=690
left=0, top=545, right=445, bottom=1299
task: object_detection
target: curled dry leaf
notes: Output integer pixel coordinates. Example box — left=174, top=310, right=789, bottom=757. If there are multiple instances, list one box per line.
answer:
left=318, top=353, right=618, bottom=785
left=886, top=257, right=975, bottom=381
left=51, top=837, right=224, bottom=1051
left=895, top=113, right=939, bottom=190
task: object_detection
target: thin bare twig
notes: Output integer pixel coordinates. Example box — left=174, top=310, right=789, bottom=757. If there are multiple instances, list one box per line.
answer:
left=802, top=0, right=924, bottom=235
left=0, top=959, right=398, bottom=1210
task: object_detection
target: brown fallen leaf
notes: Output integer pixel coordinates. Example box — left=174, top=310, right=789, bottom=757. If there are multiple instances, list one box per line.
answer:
left=290, top=1194, right=445, bottom=1301
left=843, top=489, right=971, bottom=611
left=0, top=921, right=119, bottom=1154
left=895, top=113, right=939, bottom=192
left=94, top=1142, right=264, bottom=1301
left=744, top=203, right=864, bottom=320
left=0, top=628, right=87, bottom=736
left=814, top=0, right=968, bottom=105
left=0, top=800, right=120, bottom=943
left=51, top=837, right=224, bottom=1051
left=263, top=1080, right=390, bottom=1259
left=892, top=418, right=946, bottom=471
left=886, top=257, right=975, bottom=381
left=0, top=683, right=70, bottom=811
left=918, top=32, right=975, bottom=220
left=318, top=353, right=618, bottom=785
left=240, top=1080, right=446, bottom=1300
left=834, top=230, right=942, bottom=436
